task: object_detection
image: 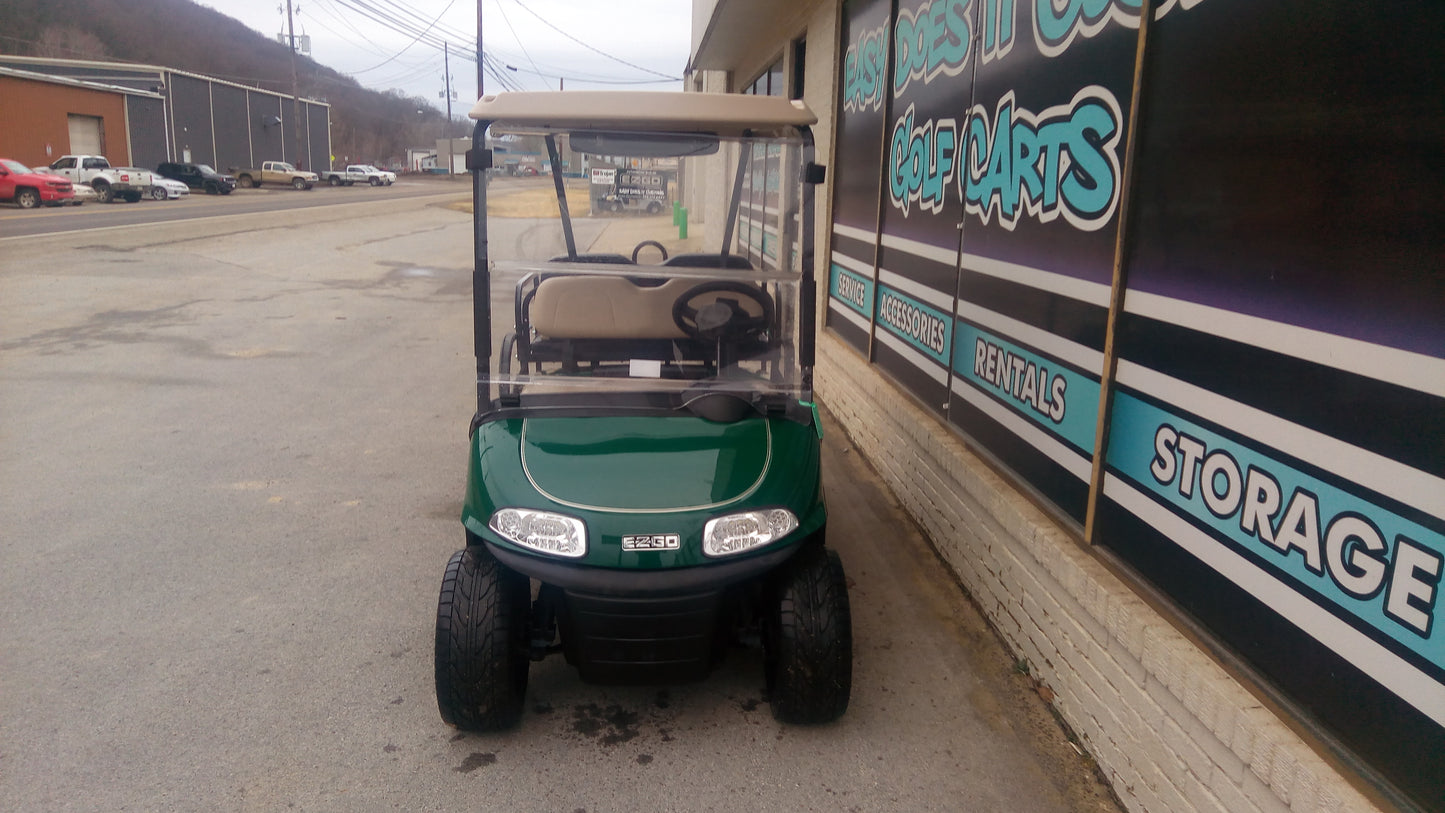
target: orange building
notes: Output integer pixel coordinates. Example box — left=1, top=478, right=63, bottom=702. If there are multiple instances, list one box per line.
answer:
left=0, top=67, right=151, bottom=168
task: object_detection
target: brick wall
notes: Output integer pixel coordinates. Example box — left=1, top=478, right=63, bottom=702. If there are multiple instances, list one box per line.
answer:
left=815, top=333, right=1384, bottom=813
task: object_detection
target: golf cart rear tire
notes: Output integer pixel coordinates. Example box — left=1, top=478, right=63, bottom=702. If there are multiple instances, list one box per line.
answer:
left=434, top=546, right=530, bottom=730
left=766, top=544, right=852, bottom=724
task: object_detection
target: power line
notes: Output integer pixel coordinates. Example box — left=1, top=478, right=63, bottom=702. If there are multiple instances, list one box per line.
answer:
left=315, top=0, right=681, bottom=93
left=338, top=0, right=459, bottom=73
left=491, top=0, right=544, bottom=90
left=507, top=0, right=680, bottom=81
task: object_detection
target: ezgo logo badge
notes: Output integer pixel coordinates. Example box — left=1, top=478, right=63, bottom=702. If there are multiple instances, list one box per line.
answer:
left=622, top=534, right=681, bottom=551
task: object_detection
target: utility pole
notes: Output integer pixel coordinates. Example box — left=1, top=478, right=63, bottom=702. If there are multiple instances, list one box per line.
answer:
left=482, top=2, right=494, bottom=98
left=444, top=41, right=453, bottom=131
left=286, top=0, right=306, bottom=168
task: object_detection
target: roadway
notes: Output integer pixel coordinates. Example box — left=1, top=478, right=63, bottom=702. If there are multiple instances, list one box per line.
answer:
left=0, top=174, right=476, bottom=239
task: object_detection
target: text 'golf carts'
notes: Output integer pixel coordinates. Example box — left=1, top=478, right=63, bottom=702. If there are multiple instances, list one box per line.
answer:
left=435, top=91, right=851, bottom=730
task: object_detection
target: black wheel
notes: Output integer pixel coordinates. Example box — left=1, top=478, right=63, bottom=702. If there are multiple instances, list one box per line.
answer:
left=123, top=192, right=143, bottom=203
left=93, top=180, right=113, bottom=203
left=14, top=188, right=40, bottom=209
left=292, top=177, right=307, bottom=190
left=646, top=201, right=662, bottom=215
left=369, top=176, right=381, bottom=186
left=238, top=175, right=256, bottom=188
left=205, top=182, right=219, bottom=195
left=150, top=186, right=168, bottom=201
left=435, top=546, right=530, bottom=730
left=329, top=176, right=342, bottom=187
left=765, top=544, right=852, bottom=724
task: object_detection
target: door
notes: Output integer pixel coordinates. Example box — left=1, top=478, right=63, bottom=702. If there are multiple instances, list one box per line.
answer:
left=67, top=115, right=105, bottom=157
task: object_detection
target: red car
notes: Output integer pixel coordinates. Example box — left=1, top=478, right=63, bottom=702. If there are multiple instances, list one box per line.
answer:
left=0, top=158, right=76, bottom=208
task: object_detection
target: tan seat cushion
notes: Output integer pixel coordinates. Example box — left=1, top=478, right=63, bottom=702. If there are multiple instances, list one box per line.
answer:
left=530, top=277, right=763, bottom=340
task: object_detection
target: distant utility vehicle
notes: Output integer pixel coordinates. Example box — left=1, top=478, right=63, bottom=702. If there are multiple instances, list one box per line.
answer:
left=433, top=91, right=851, bottom=730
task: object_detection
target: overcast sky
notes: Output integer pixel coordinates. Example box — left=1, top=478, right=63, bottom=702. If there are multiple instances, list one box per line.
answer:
left=197, top=0, right=692, bottom=112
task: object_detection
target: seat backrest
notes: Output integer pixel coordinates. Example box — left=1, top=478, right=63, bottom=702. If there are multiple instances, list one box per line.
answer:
left=529, top=278, right=765, bottom=340
left=548, top=253, right=634, bottom=265
left=662, top=253, right=754, bottom=270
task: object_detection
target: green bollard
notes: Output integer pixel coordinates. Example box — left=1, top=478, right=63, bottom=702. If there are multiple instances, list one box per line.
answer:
left=679, top=207, right=688, bottom=240
left=672, top=200, right=681, bottom=226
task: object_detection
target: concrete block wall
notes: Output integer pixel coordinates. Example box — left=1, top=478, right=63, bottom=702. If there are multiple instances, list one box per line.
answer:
left=815, top=334, right=1384, bottom=813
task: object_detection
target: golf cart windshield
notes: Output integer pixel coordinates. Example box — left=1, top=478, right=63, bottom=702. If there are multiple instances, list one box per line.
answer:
left=470, top=92, right=818, bottom=422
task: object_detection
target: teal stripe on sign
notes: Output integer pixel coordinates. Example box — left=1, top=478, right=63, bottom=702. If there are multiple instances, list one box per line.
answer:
left=1107, top=391, right=1445, bottom=670
left=875, top=284, right=951, bottom=366
left=829, top=264, right=874, bottom=318
left=952, top=321, right=1099, bottom=453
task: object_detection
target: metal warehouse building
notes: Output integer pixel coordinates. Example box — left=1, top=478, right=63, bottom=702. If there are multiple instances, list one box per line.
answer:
left=0, top=56, right=329, bottom=174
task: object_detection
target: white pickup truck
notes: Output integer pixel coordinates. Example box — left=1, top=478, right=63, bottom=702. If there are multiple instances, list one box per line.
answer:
left=317, top=164, right=396, bottom=187
left=46, top=155, right=154, bottom=203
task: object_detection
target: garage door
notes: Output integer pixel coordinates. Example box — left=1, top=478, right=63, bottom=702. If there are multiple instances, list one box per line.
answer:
left=67, top=114, right=104, bottom=156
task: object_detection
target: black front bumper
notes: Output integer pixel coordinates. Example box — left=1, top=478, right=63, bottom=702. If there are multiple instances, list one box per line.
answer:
left=559, top=588, right=725, bottom=684
left=480, top=536, right=814, bottom=684
left=481, top=536, right=806, bottom=598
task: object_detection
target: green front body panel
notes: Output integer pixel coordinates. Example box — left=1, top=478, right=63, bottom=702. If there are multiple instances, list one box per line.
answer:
left=462, top=415, right=825, bottom=570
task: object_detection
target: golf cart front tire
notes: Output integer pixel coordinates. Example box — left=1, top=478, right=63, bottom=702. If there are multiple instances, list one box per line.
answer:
left=766, top=544, right=853, bottom=724
left=435, top=546, right=530, bottom=730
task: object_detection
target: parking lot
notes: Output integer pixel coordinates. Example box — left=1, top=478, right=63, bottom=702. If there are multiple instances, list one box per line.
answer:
left=0, top=191, right=1120, bottom=812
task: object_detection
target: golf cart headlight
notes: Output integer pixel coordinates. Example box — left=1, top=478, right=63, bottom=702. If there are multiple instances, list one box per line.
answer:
left=489, top=508, right=587, bottom=558
left=703, top=509, right=798, bottom=557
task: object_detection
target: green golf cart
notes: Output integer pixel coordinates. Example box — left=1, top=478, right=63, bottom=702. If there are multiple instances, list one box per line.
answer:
left=435, top=91, right=851, bottom=730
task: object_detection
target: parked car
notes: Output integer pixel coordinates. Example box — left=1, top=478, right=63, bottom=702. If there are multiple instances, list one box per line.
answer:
left=46, top=155, right=153, bottom=202
left=148, top=176, right=191, bottom=200
left=155, top=162, right=236, bottom=195
left=0, top=158, right=76, bottom=208
left=230, top=161, right=317, bottom=190
left=70, top=182, right=98, bottom=204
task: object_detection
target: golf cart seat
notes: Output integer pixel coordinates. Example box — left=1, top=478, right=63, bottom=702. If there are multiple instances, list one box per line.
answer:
left=553, top=252, right=634, bottom=265
left=531, top=276, right=698, bottom=340
left=662, top=253, right=754, bottom=270
left=513, top=272, right=771, bottom=375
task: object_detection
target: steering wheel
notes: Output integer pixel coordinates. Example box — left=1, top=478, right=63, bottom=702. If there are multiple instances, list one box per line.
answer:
left=671, top=281, right=775, bottom=342
left=632, top=240, right=669, bottom=264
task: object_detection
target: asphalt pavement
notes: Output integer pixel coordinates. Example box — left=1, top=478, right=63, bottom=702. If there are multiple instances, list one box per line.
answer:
left=0, top=191, right=1120, bottom=812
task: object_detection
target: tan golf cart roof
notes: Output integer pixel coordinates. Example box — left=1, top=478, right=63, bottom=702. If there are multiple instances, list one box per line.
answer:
left=468, top=91, right=816, bottom=137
